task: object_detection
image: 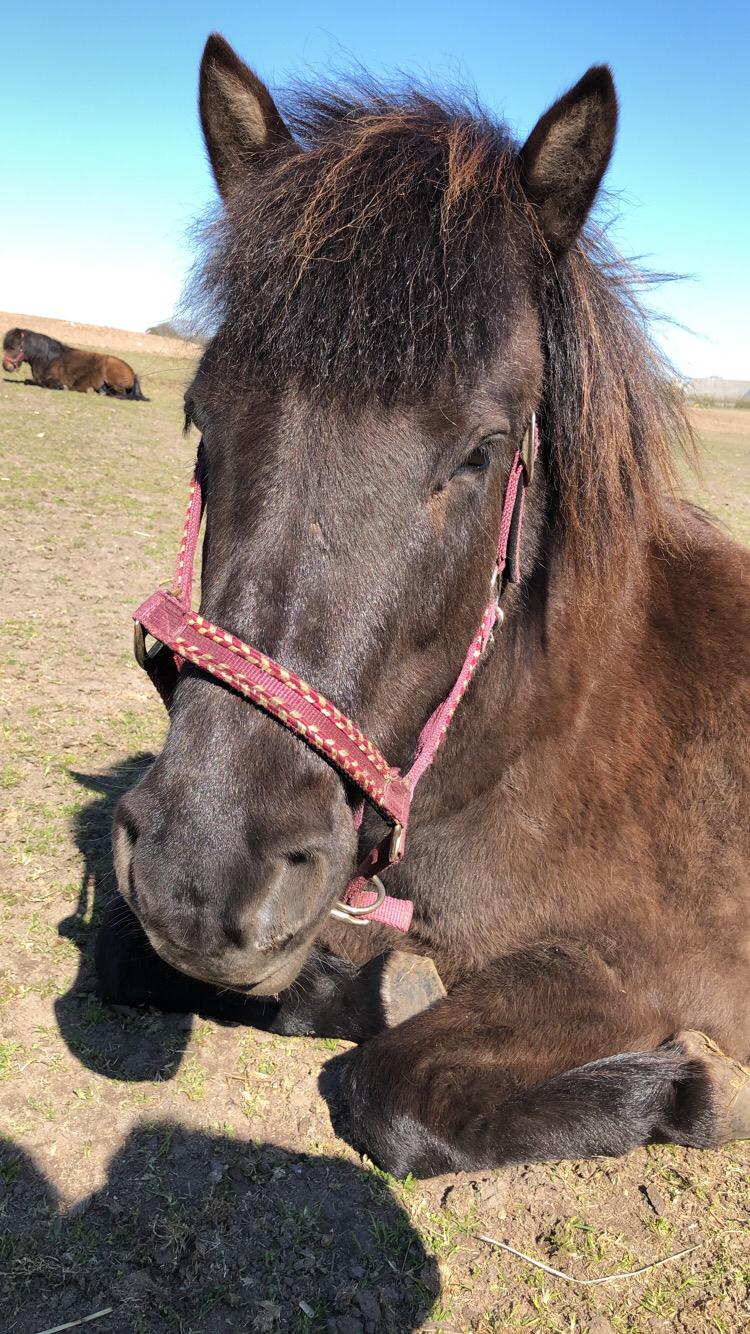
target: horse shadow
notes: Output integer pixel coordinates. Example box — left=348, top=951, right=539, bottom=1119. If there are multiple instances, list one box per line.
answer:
left=0, top=1124, right=439, bottom=1333
left=54, top=755, right=274, bottom=1084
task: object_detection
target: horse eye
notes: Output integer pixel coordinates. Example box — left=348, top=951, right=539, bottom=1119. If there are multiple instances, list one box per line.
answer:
left=454, top=444, right=490, bottom=476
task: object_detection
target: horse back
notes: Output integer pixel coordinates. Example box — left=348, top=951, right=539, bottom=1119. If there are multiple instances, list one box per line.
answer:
left=101, top=355, right=137, bottom=392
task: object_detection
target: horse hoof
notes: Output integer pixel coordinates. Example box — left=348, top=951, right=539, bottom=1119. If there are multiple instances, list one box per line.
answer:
left=678, top=1030, right=750, bottom=1143
left=380, top=952, right=446, bottom=1027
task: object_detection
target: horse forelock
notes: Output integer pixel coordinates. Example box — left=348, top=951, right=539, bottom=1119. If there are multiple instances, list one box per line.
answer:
left=192, top=76, right=692, bottom=578
left=195, top=83, right=525, bottom=405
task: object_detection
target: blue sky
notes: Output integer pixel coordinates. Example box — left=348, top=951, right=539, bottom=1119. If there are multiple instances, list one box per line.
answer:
left=2, top=0, right=747, bottom=376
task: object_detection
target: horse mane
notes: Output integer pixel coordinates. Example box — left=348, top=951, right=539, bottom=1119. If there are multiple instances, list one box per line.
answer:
left=195, top=77, right=692, bottom=573
left=4, top=328, right=70, bottom=362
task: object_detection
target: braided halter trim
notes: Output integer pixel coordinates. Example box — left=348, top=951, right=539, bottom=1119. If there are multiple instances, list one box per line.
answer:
left=187, top=617, right=396, bottom=782
left=133, top=419, right=538, bottom=932
left=134, top=589, right=411, bottom=829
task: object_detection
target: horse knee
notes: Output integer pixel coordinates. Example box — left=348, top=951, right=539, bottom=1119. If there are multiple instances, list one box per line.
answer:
left=666, top=1031, right=750, bottom=1147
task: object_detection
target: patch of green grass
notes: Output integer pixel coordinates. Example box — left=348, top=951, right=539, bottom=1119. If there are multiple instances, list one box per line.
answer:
left=26, top=1094, right=57, bottom=1122
left=0, top=975, right=27, bottom=1006
left=283, top=1203, right=321, bottom=1247
left=177, top=1057, right=209, bottom=1101
left=240, top=1089, right=262, bottom=1119
left=0, top=1041, right=23, bottom=1081
left=682, top=411, right=750, bottom=545
left=79, top=998, right=111, bottom=1026
left=0, top=618, right=40, bottom=642
left=0, top=1233, right=20, bottom=1262
left=70, top=1084, right=100, bottom=1106
left=0, top=1155, right=22, bottom=1185
left=639, top=1282, right=680, bottom=1319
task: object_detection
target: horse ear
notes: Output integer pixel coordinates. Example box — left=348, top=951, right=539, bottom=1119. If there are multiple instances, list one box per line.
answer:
left=199, top=33, right=293, bottom=200
left=519, top=66, right=617, bottom=251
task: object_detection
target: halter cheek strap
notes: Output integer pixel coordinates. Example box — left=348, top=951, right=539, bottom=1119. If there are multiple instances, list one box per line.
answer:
left=133, top=417, right=539, bottom=932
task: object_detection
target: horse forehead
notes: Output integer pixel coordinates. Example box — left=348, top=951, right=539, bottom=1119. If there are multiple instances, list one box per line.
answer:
left=203, top=331, right=540, bottom=459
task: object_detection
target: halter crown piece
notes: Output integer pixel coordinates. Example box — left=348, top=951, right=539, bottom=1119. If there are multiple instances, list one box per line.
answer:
left=132, top=417, right=539, bottom=932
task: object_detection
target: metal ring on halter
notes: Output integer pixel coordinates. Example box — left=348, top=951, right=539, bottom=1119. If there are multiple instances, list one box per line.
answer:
left=134, top=622, right=168, bottom=669
left=330, top=874, right=387, bottom=924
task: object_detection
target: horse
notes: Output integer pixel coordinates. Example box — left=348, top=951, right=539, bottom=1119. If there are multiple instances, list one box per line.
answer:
left=95, top=33, right=750, bottom=1178
left=2, top=327, right=148, bottom=399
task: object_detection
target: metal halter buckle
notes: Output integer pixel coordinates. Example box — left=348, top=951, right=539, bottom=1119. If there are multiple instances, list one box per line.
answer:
left=330, top=874, right=387, bottom=925
left=133, top=622, right=167, bottom=669
left=389, top=822, right=405, bottom=861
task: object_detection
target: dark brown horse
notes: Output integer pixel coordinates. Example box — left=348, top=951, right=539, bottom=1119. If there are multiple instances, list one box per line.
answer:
left=3, top=327, right=147, bottom=398
left=96, top=34, right=749, bottom=1177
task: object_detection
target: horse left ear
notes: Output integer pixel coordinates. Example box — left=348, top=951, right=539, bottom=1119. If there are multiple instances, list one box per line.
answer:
left=199, top=33, right=293, bottom=200
left=519, top=66, right=617, bottom=251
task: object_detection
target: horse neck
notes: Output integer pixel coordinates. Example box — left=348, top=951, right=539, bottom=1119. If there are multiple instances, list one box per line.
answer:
left=26, top=332, right=61, bottom=365
left=421, top=537, right=651, bottom=820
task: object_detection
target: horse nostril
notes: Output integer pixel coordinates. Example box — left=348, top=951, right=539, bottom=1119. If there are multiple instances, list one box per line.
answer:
left=257, top=930, right=295, bottom=955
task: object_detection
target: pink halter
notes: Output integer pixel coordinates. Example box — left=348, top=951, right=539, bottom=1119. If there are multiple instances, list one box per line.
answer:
left=133, top=417, right=538, bottom=932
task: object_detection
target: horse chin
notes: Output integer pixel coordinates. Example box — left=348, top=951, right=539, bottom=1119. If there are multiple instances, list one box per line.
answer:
left=226, top=961, right=309, bottom=998
left=144, top=927, right=310, bottom=999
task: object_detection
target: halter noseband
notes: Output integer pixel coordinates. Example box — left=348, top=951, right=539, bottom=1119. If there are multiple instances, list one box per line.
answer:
left=132, top=417, right=538, bottom=932
left=5, top=332, right=25, bottom=370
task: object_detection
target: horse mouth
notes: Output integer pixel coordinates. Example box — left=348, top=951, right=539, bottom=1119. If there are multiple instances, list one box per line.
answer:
left=145, top=928, right=308, bottom=998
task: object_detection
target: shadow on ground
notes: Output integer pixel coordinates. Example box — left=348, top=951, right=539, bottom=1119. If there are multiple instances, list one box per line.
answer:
left=0, top=1124, right=439, bottom=1333
left=54, top=756, right=274, bottom=1084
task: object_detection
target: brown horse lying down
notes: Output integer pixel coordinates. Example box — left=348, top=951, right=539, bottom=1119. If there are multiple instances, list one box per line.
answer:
left=95, top=36, right=749, bottom=1177
left=2, top=327, right=147, bottom=399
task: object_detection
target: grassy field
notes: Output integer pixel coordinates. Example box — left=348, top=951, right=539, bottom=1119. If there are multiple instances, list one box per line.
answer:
left=681, top=405, right=750, bottom=546
left=0, top=339, right=748, bottom=1334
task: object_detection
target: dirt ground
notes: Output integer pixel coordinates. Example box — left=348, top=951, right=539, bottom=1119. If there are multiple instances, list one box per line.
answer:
left=0, top=331, right=748, bottom=1334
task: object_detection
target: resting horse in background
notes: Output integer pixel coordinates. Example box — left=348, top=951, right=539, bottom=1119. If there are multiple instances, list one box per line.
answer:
left=96, top=34, right=750, bottom=1177
left=2, top=327, right=147, bottom=399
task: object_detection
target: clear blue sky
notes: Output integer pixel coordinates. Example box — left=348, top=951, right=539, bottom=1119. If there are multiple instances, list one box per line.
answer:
left=2, top=0, right=747, bottom=376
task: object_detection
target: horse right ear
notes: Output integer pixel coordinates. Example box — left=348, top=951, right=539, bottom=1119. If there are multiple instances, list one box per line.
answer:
left=199, top=33, right=293, bottom=200
left=519, top=66, right=617, bottom=251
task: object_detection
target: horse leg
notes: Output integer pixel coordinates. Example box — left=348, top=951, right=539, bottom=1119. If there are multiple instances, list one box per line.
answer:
left=38, top=363, right=65, bottom=390
left=67, top=365, right=102, bottom=393
left=271, top=947, right=446, bottom=1040
left=101, top=357, right=131, bottom=396
left=321, top=945, right=748, bottom=1177
left=94, top=893, right=277, bottom=1025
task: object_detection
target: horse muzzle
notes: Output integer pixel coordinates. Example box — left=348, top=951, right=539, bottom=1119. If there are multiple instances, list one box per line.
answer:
left=112, top=789, right=347, bottom=995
